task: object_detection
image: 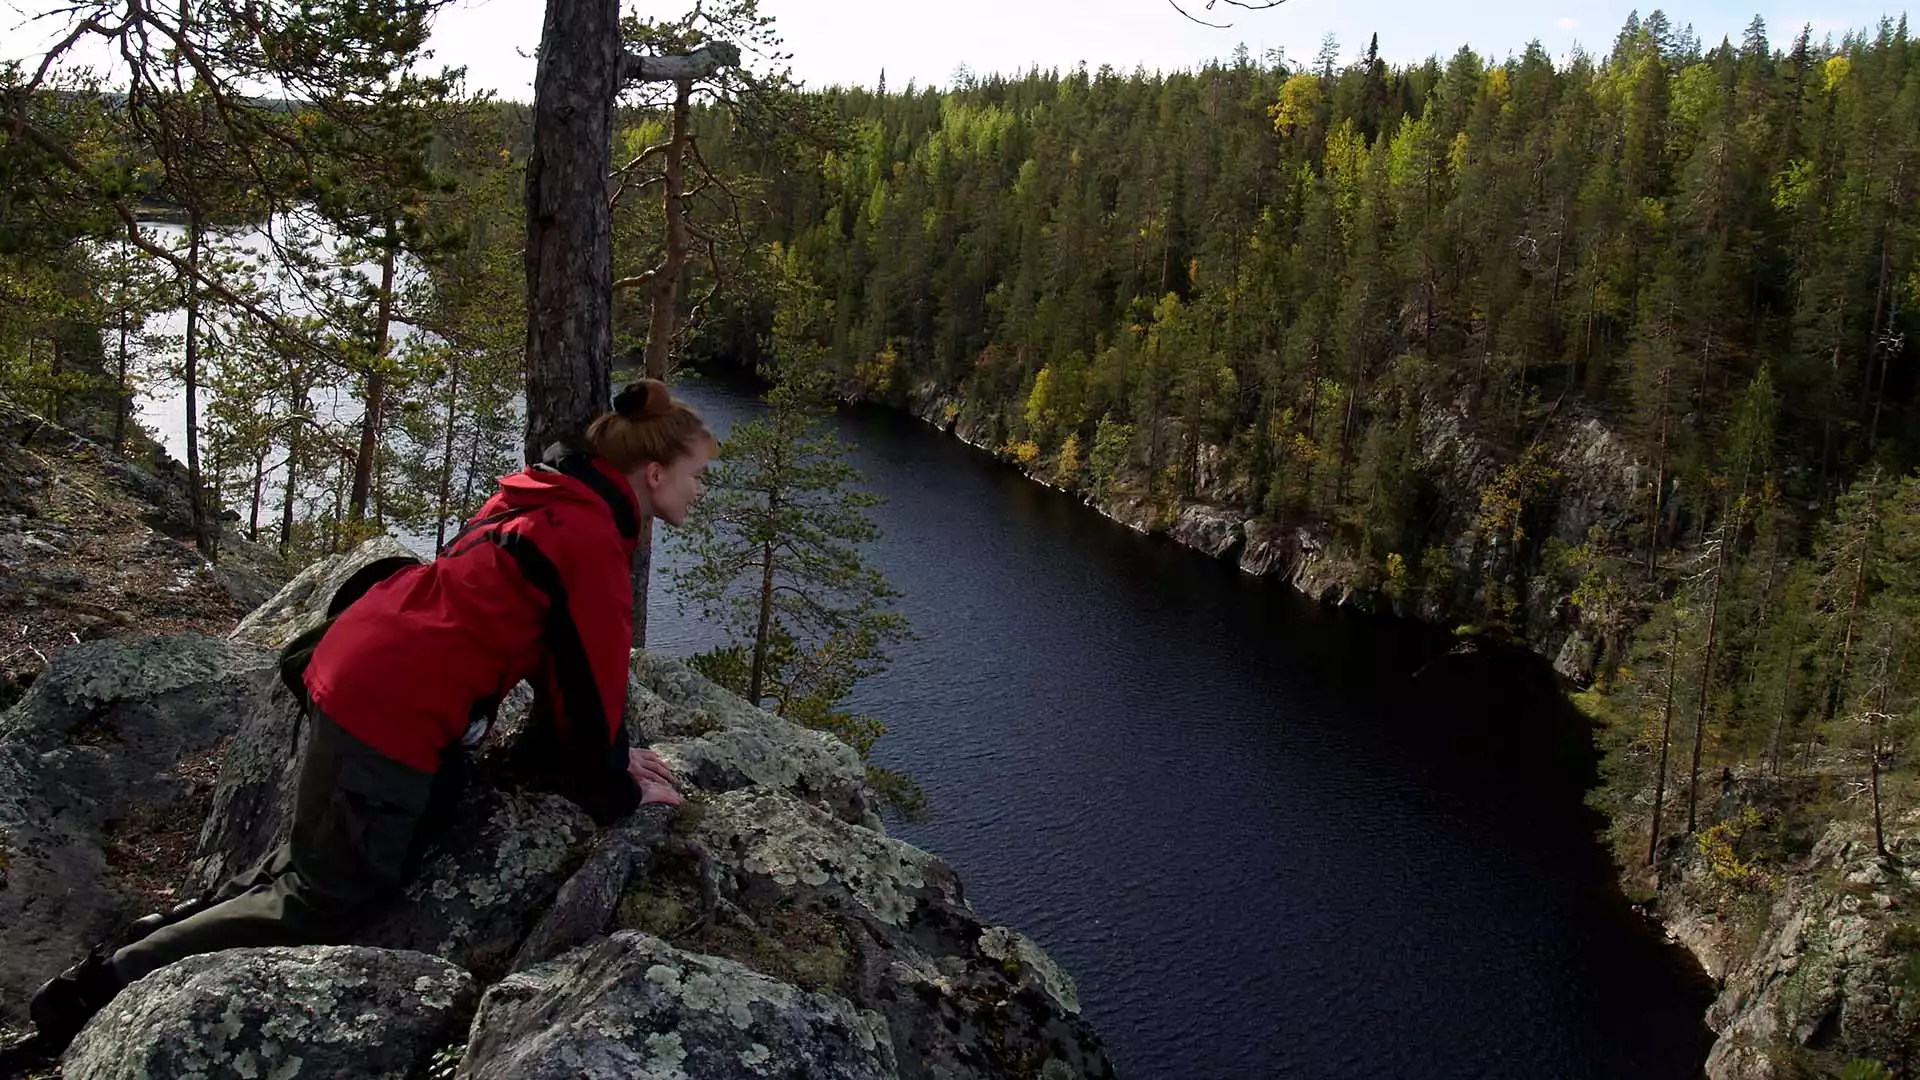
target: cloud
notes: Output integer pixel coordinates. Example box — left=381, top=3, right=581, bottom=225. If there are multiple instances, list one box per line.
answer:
left=1555, top=16, right=1579, bottom=30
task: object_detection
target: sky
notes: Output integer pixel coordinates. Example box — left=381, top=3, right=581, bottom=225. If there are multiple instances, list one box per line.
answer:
left=6, top=0, right=1915, bottom=100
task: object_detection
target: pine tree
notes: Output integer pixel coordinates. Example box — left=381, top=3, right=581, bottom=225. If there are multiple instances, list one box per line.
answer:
left=671, top=258, right=913, bottom=812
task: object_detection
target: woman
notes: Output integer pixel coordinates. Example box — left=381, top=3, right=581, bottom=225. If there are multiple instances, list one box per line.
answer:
left=24, top=379, right=715, bottom=1052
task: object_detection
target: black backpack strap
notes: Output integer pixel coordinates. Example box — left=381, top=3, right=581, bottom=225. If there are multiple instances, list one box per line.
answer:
left=440, top=507, right=534, bottom=557
left=538, top=445, right=639, bottom=541
left=488, top=529, right=637, bottom=823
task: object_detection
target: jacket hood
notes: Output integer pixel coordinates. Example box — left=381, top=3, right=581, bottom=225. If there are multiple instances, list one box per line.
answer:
left=496, top=449, right=642, bottom=541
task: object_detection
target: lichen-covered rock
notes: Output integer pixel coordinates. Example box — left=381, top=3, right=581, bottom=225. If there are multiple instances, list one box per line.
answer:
left=3, top=533, right=1112, bottom=1080
left=661, top=787, right=1114, bottom=1079
left=187, top=675, right=307, bottom=893
left=1168, top=504, right=1245, bottom=559
left=1552, top=629, right=1597, bottom=685
left=1087, top=489, right=1159, bottom=535
left=0, top=635, right=272, bottom=1023
left=227, top=535, right=422, bottom=650
left=1545, top=416, right=1641, bottom=547
left=695, top=788, right=960, bottom=929
left=0, top=634, right=273, bottom=748
left=978, top=926, right=1082, bottom=1016
left=460, top=931, right=897, bottom=1080
left=1284, top=529, right=1369, bottom=608
left=1193, top=442, right=1250, bottom=505
left=365, top=789, right=596, bottom=980
left=511, top=808, right=676, bottom=972
left=1688, top=822, right=1920, bottom=1080
left=631, top=653, right=877, bottom=829
left=62, top=946, right=475, bottom=1080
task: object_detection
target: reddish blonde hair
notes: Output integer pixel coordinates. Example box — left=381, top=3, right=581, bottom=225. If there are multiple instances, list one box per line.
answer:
left=586, top=379, right=715, bottom=471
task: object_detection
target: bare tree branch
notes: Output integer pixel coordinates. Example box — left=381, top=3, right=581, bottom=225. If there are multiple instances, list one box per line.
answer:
left=1166, top=0, right=1232, bottom=28
left=1166, top=0, right=1288, bottom=28
left=8, top=113, right=327, bottom=362
left=620, top=41, right=741, bottom=83
left=610, top=170, right=666, bottom=209
left=612, top=267, right=662, bottom=293
left=611, top=141, right=671, bottom=179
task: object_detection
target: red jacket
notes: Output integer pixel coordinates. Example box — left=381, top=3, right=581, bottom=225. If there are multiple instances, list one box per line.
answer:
left=304, top=450, right=642, bottom=819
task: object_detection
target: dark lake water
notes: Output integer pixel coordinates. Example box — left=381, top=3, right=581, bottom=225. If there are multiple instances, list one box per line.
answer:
left=642, top=372, right=1714, bottom=1080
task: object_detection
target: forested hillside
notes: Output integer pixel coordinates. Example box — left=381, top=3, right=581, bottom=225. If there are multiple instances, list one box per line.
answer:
left=6, top=10, right=1920, bottom=1071
left=668, top=15, right=1920, bottom=873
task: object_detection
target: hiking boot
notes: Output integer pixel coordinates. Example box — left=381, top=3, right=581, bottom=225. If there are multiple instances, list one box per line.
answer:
left=27, top=947, right=124, bottom=1052
left=125, top=895, right=213, bottom=944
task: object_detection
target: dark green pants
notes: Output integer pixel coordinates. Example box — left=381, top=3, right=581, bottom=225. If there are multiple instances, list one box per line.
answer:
left=112, top=708, right=457, bottom=985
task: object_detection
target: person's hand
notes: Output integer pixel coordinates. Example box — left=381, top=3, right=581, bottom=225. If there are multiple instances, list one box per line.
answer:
left=629, top=747, right=683, bottom=807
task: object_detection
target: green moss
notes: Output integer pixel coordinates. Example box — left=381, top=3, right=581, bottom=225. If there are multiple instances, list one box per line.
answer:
left=1568, top=688, right=1613, bottom=723
left=616, top=848, right=854, bottom=995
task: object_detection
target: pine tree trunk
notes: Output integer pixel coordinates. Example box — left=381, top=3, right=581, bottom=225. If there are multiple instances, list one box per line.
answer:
left=1648, top=625, right=1680, bottom=866
left=644, top=80, right=691, bottom=383
left=1869, top=731, right=1886, bottom=857
left=631, top=77, right=695, bottom=650
left=1686, top=530, right=1728, bottom=833
left=458, top=424, right=483, bottom=523
left=248, top=446, right=265, bottom=542
left=184, top=211, right=209, bottom=556
left=748, top=538, right=777, bottom=706
left=1646, top=368, right=1670, bottom=582
left=280, top=433, right=299, bottom=559
left=48, top=336, right=65, bottom=426
left=1304, top=341, right=1321, bottom=443
left=207, top=435, right=224, bottom=563
left=280, top=373, right=303, bottom=560
left=114, top=311, right=130, bottom=454
left=349, top=226, right=398, bottom=523
left=435, top=353, right=462, bottom=552
left=1746, top=529, right=1781, bottom=702
left=523, top=0, right=620, bottom=463
left=1767, top=666, right=1794, bottom=777
left=629, top=79, right=698, bottom=645
left=1819, top=476, right=1876, bottom=764
left=1423, top=163, right=1436, bottom=361
left=329, top=458, right=347, bottom=553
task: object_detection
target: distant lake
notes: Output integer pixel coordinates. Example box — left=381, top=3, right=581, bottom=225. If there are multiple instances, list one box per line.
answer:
left=647, top=372, right=1715, bottom=1080
left=137, top=244, right=1715, bottom=1076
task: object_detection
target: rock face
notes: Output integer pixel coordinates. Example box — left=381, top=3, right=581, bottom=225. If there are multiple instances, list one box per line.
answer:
left=462, top=932, right=898, bottom=1080
left=0, top=635, right=274, bottom=1024
left=227, top=535, right=422, bottom=651
left=630, top=652, right=879, bottom=831
left=362, top=789, right=597, bottom=981
left=900, top=379, right=1650, bottom=672
left=0, top=401, right=288, bottom=711
left=7, top=538, right=1109, bottom=1078
left=640, top=787, right=1111, bottom=1079
left=62, top=946, right=475, bottom=1080
left=1663, top=819, right=1920, bottom=1080
left=1167, top=504, right=1244, bottom=559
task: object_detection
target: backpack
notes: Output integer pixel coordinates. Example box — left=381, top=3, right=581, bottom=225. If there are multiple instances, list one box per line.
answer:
left=275, top=554, right=424, bottom=700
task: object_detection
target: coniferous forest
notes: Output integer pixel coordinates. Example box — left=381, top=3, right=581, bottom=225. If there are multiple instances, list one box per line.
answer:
left=674, top=16, right=1920, bottom=877
left=6, top=5, right=1920, bottom=1072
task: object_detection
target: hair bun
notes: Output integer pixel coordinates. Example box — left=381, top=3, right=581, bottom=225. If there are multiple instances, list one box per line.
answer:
left=613, top=379, right=669, bottom=419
